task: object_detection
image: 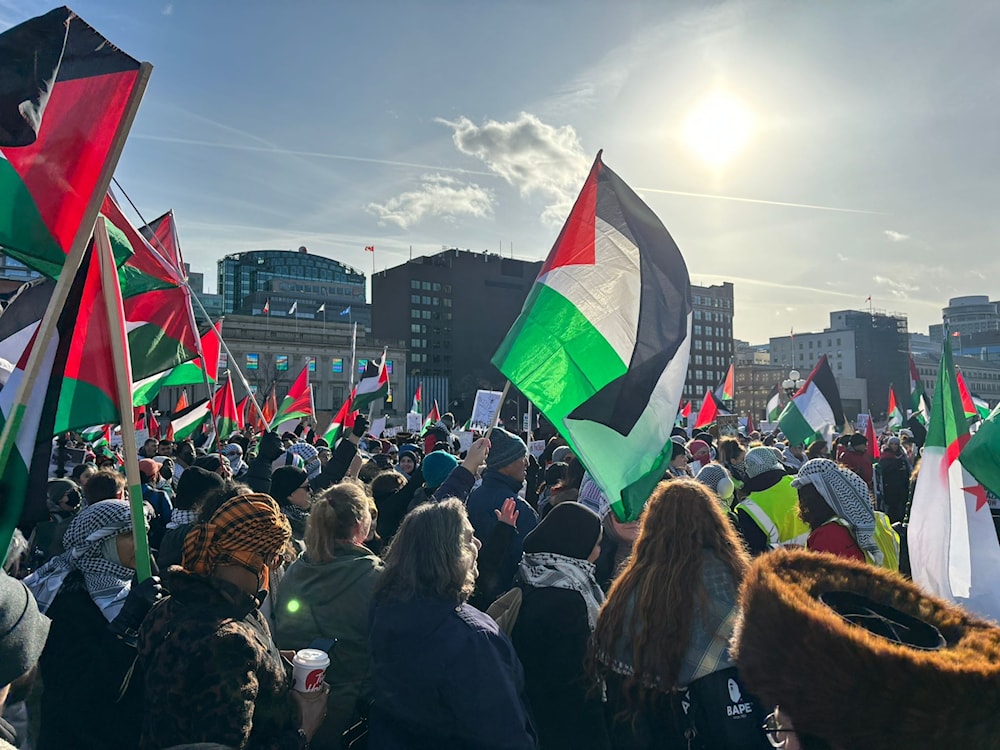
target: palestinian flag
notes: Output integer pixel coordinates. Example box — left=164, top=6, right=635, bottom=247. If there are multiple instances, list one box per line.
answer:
left=693, top=389, right=731, bottom=430
left=272, top=365, right=312, bottom=426
left=714, top=362, right=734, bottom=402
left=0, top=7, right=145, bottom=279
left=746, top=411, right=755, bottom=435
left=962, top=402, right=1000, bottom=500
left=411, top=382, right=422, bottom=415
left=134, top=405, right=147, bottom=431
left=765, top=382, right=783, bottom=422
left=887, top=386, right=905, bottom=429
left=148, top=408, right=159, bottom=439
left=0, top=226, right=131, bottom=541
left=777, top=355, right=845, bottom=446
left=674, top=401, right=688, bottom=427
left=956, top=369, right=990, bottom=421
left=262, top=385, right=278, bottom=427
left=79, top=424, right=108, bottom=444
left=493, top=152, right=692, bottom=521
left=164, top=389, right=188, bottom=441
left=132, top=321, right=221, bottom=406
left=139, top=209, right=183, bottom=271
left=422, top=400, right=441, bottom=432
left=236, top=395, right=251, bottom=431
left=322, top=393, right=357, bottom=445
left=103, top=193, right=199, bottom=380
left=909, top=353, right=930, bottom=425
left=863, top=412, right=880, bottom=460
left=169, top=398, right=211, bottom=442
left=909, top=342, right=1000, bottom=622
left=212, top=374, right=240, bottom=441
left=352, top=349, right=389, bottom=414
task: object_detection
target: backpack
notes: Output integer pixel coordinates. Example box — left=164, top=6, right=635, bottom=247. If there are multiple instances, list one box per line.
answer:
left=485, top=587, right=522, bottom=637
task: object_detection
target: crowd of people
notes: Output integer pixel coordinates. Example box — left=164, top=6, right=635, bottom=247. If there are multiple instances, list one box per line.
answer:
left=1, top=411, right=997, bottom=750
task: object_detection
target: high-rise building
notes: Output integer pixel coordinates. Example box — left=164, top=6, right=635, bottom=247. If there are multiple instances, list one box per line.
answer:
left=372, top=248, right=542, bottom=419
left=929, top=295, right=1000, bottom=341
left=683, top=282, right=735, bottom=403
left=217, top=247, right=370, bottom=329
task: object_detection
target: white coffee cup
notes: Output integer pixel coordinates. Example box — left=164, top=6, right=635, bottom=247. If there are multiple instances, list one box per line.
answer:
left=291, top=648, right=330, bottom=693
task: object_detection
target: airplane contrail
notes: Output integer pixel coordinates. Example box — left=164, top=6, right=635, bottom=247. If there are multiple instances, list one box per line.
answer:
left=131, top=134, right=496, bottom=177
left=635, top=186, right=886, bottom=215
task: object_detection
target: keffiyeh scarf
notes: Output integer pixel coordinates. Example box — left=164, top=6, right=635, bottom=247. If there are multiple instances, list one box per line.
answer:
left=793, top=458, right=882, bottom=565
left=25, top=500, right=143, bottom=622
left=518, top=551, right=604, bottom=630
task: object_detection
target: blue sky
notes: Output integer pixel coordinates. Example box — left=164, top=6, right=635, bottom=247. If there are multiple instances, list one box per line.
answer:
left=4, top=0, right=999, bottom=343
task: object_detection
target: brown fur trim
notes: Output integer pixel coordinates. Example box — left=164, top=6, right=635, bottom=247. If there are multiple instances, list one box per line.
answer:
left=731, top=549, right=1000, bottom=750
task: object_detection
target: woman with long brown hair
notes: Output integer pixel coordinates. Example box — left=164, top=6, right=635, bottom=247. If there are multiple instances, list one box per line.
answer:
left=589, top=478, right=751, bottom=749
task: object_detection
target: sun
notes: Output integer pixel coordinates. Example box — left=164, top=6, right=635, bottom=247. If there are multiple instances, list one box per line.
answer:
left=681, top=91, right=755, bottom=168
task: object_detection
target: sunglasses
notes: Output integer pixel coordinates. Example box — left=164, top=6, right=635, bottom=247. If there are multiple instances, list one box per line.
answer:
left=762, top=711, right=795, bottom=748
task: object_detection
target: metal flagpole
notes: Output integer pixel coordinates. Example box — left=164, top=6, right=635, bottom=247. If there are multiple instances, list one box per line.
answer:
left=349, top=322, right=358, bottom=392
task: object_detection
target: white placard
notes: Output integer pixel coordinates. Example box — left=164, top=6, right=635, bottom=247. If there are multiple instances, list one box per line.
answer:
left=133, top=428, right=150, bottom=450
left=855, top=413, right=871, bottom=434
left=110, top=426, right=123, bottom=448
left=456, top=430, right=474, bottom=454
left=406, top=412, right=423, bottom=432
left=370, top=417, right=387, bottom=439
left=529, top=440, right=546, bottom=459
left=471, top=389, right=503, bottom=428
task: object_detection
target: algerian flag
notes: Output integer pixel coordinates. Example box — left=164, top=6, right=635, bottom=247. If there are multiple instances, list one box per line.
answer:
left=777, top=355, right=844, bottom=446
left=909, top=343, right=1000, bottom=622
left=493, top=152, right=692, bottom=522
left=963, top=402, right=1000, bottom=502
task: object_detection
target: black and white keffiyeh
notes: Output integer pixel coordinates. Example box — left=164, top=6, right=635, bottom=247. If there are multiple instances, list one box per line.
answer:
left=792, top=458, right=882, bottom=565
left=518, top=551, right=605, bottom=630
left=25, top=499, right=145, bottom=622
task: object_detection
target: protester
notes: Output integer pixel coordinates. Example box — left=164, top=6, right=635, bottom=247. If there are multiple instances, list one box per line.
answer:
left=221, top=442, right=248, bottom=479
left=369, top=499, right=536, bottom=749
left=716, top=435, right=747, bottom=486
left=687, top=438, right=712, bottom=474
left=510, top=502, right=609, bottom=750
left=405, top=450, right=457, bottom=509
left=396, top=449, right=419, bottom=478
left=140, top=457, right=173, bottom=549
left=29, top=478, right=83, bottom=563
left=193, top=452, right=233, bottom=480
left=25, top=500, right=162, bottom=750
left=0, top=571, right=50, bottom=750
left=838, top=433, right=874, bottom=489
left=590, top=479, right=750, bottom=747
left=540, top=456, right=585, bottom=516
left=535, top=461, right=568, bottom=516
left=269, top=465, right=313, bottom=541
left=793, top=458, right=884, bottom=565
left=876, top=435, right=911, bottom=523
left=156, top=466, right=226, bottom=569
left=665, top=440, right=692, bottom=478
left=245, top=431, right=286, bottom=493
left=781, top=441, right=806, bottom=472
left=83, top=467, right=126, bottom=505
left=138, top=493, right=327, bottom=749
left=274, top=481, right=383, bottom=745
left=734, top=446, right=810, bottom=555
left=466, top=428, right=539, bottom=599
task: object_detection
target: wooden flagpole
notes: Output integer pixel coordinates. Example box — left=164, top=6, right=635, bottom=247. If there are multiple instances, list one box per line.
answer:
left=485, top=381, right=511, bottom=440
left=0, top=63, right=152, bottom=554
left=97, top=218, right=152, bottom=581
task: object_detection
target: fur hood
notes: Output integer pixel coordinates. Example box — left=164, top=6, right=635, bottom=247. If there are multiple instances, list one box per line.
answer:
left=731, top=549, right=1000, bottom=750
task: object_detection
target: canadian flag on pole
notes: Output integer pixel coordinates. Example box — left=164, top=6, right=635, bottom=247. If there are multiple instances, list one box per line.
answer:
left=364, top=245, right=375, bottom=253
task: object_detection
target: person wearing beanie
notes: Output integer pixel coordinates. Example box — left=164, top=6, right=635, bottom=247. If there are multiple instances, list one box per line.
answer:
left=733, top=446, right=810, bottom=556
left=666, top=440, right=693, bottom=478
left=139, top=458, right=173, bottom=550
left=838, top=432, right=875, bottom=490
left=403, top=450, right=460, bottom=515
left=269, top=465, right=313, bottom=541
left=687, top=439, right=712, bottom=474
left=396, top=449, right=419, bottom=479
left=696, top=463, right=736, bottom=508
left=0, top=571, right=50, bottom=749
left=466, top=428, right=539, bottom=602
left=509, top=503, right=609, bottom=750
left=781, top=440, right=807, bottom=472
left=551, top=445, right=572, bottom=465
left=732, top=549, right=1000, bottom=750
left=31, top=479, right=84, bottom=564
left=156, top=467, right=226, bottom=569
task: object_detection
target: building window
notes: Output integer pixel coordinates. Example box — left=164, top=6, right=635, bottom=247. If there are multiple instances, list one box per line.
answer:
left=422, top=296, right=431, bottom=305
left=695, top=369, right=704, bottom=380
left=386, top=359, right=393, bottom=375
left=421, top=281, right=431, bottom=290
left=694, top=355, right=703, bottom=365
left=357, top=359, right=369, bottom=373
left=432, top=282, right=441, bottom=291
left=422, top=310, right=431, bottom=319
left=694, top=325, right=703, bottom=335
left=332, top=357, right=344, bottom=373
left=276, top=355, right=289, bottom=372
left=411, top=309, right=421, bottom=319
left=694, top=340, right=703, bottom=350
left=246, top=353, right=259, bottom=370
left=219, top=352, right=228, bottom=369
left=307, top=356, right=316, bottom=373
left=411, top=280, right=420, bottom=289
left=410, top=294, right=421, bottom=304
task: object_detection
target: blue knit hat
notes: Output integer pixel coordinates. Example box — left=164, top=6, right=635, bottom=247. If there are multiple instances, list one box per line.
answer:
left=422, top=451, right=458, bottom=488
left=485, top=428, right=527, bottom=470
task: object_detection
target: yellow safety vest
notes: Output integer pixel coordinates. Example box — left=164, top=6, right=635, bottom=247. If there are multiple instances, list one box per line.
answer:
left=828, top=513, right=900, bottom=571
left=736, top=475, right=811, bottom=548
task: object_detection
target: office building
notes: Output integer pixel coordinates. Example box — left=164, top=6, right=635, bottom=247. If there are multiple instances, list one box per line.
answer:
left=217, top=247, right=371, bottom=330
left=372, top=248, right=542, bottom=419
left=929, top=295, right=1000, bottom=341
left=683, top=282, right=736, bottom=402
left=910, top=354, right=1000, bottom=408
left=734, top=362, right=787, bottom=422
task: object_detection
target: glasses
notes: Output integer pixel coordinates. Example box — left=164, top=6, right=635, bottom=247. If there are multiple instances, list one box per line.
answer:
left=762, top=711, right=795, bottom=748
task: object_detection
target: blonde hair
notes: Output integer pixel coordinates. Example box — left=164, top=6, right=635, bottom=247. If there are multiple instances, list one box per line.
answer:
left=305, top=481, right=371, bottom=563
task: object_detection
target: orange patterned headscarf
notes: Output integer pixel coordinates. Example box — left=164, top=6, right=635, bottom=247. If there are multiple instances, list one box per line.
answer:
left=182, top=493, right=291, bottom=582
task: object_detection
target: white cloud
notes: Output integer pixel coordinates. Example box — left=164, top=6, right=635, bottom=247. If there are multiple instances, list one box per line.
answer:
left=836, top=252, right=849, bottom=261
left=365, top=174, right=494, bottom=229
left=883, top=229, right=909, bottom=242
left=874, top=274, right=920, bottom=298
left=162, top=3, right=174, bottom=15
left=438, top=112, right=589, bottom=226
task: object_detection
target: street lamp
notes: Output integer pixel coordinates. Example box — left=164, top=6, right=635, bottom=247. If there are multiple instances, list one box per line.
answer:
left=782, top=370, right=805, bottom=398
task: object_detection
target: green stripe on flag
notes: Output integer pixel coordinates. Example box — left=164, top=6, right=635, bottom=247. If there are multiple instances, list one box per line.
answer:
left=54, top=377, right=121, bottom=435
left=962, top=403, right=1000, bottom=497
left=493, top=283, right=627, bottom=426
left=0, top=158, right=64, bottom=278
left=777, top=400, right=818, bottom=446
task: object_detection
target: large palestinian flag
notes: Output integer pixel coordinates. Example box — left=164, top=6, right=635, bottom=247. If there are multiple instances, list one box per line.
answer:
left=0, top=229, right=132, bottom=545
left=493, top=151, right=692, bottom=521
left=693, top=389, right=732, bottom=430
left=909, top=343, right=1000, bottom=621
left=103, top=193, right=199, bottom=380
left=0, top=7, right=145, bottom=279
left=777, top=355, right=844, bottom=446
left=132, top=321, right=222, bottom=406
left=212, top=373, right=240, bottom=441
